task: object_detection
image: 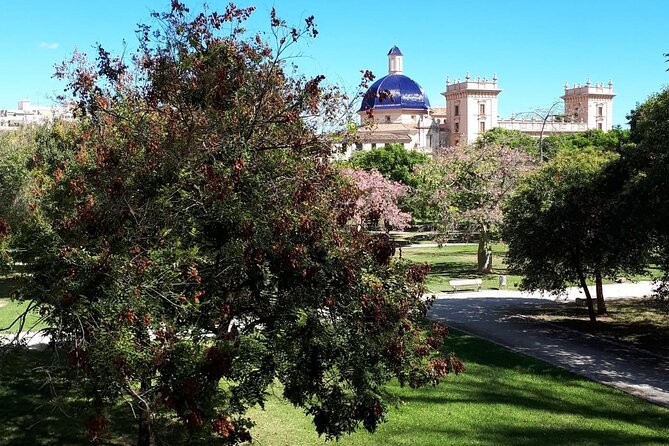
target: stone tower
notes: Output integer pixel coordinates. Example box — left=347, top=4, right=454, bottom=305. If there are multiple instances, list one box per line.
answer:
left=441, top=73, right=501, bottom=146
left=562, top=80, right=615, bottom=131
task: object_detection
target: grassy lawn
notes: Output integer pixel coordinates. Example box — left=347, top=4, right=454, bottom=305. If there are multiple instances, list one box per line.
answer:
left=509, top=298, right=669, bottom=357
left=3, top=330, right=668, bottom=445
left=0, top=276, right=45, bottom=334
left=247, top=331, right=669, bottom=445
left=0, top=349, right=136, bottom=445
left=400, top=244, right=523, bottom=292
left=400, top=244, right=661, bottom=294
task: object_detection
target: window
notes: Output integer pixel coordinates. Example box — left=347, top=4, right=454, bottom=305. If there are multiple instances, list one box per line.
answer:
left=411, top=115, right=415, bottom=120
left=598, top=106, right=603, bottom=116
left=597, top=123, right=603, bottom=130
left=479, top=121, right=486, bottom=133
left=455, top=122, right=459, bottom=132
left=371, top=143, right=377, bottom=149
left=454, top=105, right=459, bottom=116
left=385, top=115, right=391, bottom=123
left=355, top=143, right=363, bottom=150
left=479, top=103, right=485, bottom=115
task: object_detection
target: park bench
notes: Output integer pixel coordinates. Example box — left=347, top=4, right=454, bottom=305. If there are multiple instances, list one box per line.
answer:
left=449, top=278, right=483, bottom=292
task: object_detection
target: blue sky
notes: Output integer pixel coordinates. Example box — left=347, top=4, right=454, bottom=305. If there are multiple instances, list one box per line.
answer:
left=2, top=0, right=668, bottom=126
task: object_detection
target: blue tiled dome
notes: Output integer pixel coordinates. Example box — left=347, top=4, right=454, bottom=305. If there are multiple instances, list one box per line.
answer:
left=358, top=74, right=430, bottom=112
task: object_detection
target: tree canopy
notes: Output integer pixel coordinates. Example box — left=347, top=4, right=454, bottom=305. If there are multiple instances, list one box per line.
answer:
left=476, top=128, right=539, bottom=155
left=0, top=4, right=461, bottom=445
left=503, top=147, right=646, bottom=320
left=0, top=128, right=42, bottom=269
left=416, top=142, right=535, bottom=273
left=622, top=86, right=669, bottom=304
left=341, top=167, right=412, bottom=230
left=543, top=128, right=630, bottom=160
left=348, top=143, right=429, bottom=188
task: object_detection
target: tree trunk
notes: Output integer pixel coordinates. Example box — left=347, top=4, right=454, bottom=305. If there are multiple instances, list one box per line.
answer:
left=477, top=233, right=493, bottom=274
left=137, top=379, right=152, bottom=446
left=595, top=271, right=607, bottom=315
left=576, top=266, right=597, bottom=323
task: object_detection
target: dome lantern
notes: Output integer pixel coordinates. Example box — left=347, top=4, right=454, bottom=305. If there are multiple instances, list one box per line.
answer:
left=388, top=45, right=403, bottom=75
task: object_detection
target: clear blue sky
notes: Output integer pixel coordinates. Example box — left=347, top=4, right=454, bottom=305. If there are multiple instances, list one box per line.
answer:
left=2, top=0, right=668, bottom=126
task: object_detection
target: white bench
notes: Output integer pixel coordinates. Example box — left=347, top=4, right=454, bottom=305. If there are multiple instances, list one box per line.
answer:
left=449, top=278, right=483, bottom=292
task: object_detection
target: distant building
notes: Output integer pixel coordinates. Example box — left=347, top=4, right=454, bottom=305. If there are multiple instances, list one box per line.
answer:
left=0, top=100, right=72, bottom=131
left=347, top=47, right=615, bottom=156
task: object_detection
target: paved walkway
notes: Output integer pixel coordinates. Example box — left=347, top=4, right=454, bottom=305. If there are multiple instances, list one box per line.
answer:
left=427, top=282, right=669, bottom=408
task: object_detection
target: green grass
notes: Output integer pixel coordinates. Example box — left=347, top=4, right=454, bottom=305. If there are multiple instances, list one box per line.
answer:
left=0, top=349, right=136, bottom=445
left=2, top=330, right=668, bottom=445
left=400, top=244, right=660, bottom=293
left=400, top=244, right=523, bottom=292
left=0, top=276, right=45, bottom=333
left=247, top=329, right=669, bottom=445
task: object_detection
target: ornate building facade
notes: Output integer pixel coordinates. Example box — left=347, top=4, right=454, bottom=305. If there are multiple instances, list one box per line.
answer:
left=349, top=46, right=615, bottom=155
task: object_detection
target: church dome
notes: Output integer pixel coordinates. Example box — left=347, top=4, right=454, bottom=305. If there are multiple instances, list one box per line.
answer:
left=358, top=73, right=431, bottom=112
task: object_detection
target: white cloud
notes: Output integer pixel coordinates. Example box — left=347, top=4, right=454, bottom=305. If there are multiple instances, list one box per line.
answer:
left=39, top=42, right=59, bottom=50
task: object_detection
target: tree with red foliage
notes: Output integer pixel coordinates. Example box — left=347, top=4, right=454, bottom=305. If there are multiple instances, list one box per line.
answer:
left=9, top=3, right=462, bottom=445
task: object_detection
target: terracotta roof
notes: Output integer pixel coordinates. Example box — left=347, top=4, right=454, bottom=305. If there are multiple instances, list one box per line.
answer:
left=357, top=123, right=415, bottom=143
left=358, top=132, right=413, bottom=143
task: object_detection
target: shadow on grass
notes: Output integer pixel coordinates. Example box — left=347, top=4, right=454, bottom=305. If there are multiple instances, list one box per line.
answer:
left=429, top=261, right=480, bottom=277
left=0, top=348, right=134, bottom=446
left=383, top=330, right=669, bottom=445
left=0, top=276, right=20, bottom=299
left=0, top=349, right=86, bottom=446
left=375, top=426, right=669, bottom=446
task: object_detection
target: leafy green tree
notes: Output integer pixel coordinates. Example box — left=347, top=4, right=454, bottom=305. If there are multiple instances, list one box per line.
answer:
left=1, top=4, right=462, bottom=445
left=624, top=86, right=669, bottom=304
left=0, top=129, right=34, bottom=264
left=416, top=143, right=536, bottom=273
left=348, top=143, right=429, bottom=188
left=476, top=127, right=539, bottom=155
left=503, top=148, right=645, bottom=321
left=543, top=129, right=630, bottom=160
left=0, top=127, right=52, bottom=270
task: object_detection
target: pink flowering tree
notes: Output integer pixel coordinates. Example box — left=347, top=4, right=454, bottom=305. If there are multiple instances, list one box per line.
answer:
left=342, top=167, right=412, bottom=230
left=416, top=143, right=536, bottom=273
